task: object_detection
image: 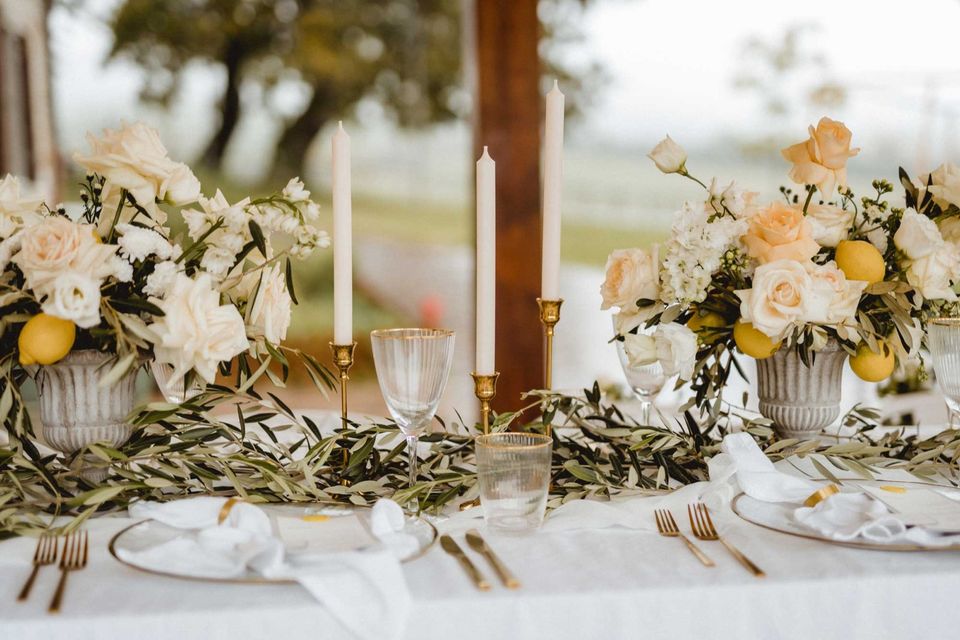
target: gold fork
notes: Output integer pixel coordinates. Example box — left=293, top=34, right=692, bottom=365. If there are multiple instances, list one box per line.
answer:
left=18, top=534, right=59, bottom=601
left=688, top=503, right=765, bottom=577
left=49, top=531, right=88, bottom=613
left=654, top=508, right=714, bottom=567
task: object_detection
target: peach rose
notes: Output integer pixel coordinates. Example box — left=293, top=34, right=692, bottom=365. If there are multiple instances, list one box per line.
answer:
left=781, top=117, right=859, bottom=196
left=600, top=246, right=660, bottom=310
left=741, top=202, right=820, bottom=264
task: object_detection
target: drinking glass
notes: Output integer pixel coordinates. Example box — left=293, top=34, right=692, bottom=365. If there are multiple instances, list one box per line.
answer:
left=151, top=362, right=203, bottom=404
left=614, top=321, right=667, bottom=425
left=928, top=318, right=960, bottom=428
left=371, top=328, right=455, bottom=487
left=476, top=432, right=552, bottom=533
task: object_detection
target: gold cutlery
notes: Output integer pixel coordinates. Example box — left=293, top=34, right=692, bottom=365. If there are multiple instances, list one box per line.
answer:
left=688, top=503, right=765, bottom=577
left=18, top=534, right=59, bottom=601
left=465, top=529, right=520, bottom=589
left=49, top=531, right=88, bottom=613
left=654, top=508, right=714, bottom=567
left=440, top=534, right=491, bottom=591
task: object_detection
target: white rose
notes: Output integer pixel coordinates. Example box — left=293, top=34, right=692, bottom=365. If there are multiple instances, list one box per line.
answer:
left=613, top=304, right=663, bottom=336
left=736, top=260, right=816, bottom=338
left=894, top=208, right=944, bottom=260
left=623, top=332, right=657, bottom=367
left=654, top=323, right=698, bottom=380
left=920, top=162, right=960, bottom=210
left=806, top=261, right=867, bottom=325
left=648, top=135, right=687, bottom=174
left=244, top=265, right=292, bottom=344
left=162, top=162, right=201, bottom=206
left=600, top=246, right=660, bottom=310
left=42, top=273, right=101, bottom=328
left=806, top=203, right=853, bottom=247
left=75, top=123, right=174, bottom=207
left=906, top=250, right=959, bottom=301
left=150, top=273, right=249, bottom=383
left=0, top=174, right=43, bottom=238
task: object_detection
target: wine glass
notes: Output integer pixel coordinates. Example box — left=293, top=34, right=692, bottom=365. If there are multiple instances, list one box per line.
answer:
left=928, top=318, right=960, bottom=428
left=614, top=320, right=667, bottom=425
left=371, top=328, right=456, bottom=489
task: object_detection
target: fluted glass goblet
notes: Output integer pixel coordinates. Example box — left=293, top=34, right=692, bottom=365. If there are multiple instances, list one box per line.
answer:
left=614, top=321, right=667, bottom=425
left=928, top=318, right=960, bottom=428
left=371, top=328, right=456, bottom=488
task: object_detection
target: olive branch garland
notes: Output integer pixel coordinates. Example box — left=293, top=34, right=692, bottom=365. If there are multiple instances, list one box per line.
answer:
left=2, top=377, right=960, bottom=538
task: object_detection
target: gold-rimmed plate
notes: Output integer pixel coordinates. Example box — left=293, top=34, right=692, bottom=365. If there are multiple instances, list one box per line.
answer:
left=731, top=492, right=960, bottom=552
left=108, top=504, right=438, bottom=584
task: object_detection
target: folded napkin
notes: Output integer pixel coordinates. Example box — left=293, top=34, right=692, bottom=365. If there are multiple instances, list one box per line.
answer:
left=715, top=433, right=960, bottom=547
left=123, top=497, right=411, bottom=640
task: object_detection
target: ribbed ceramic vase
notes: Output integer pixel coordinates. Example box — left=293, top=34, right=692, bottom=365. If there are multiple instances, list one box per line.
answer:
left=37, top=351, right=138, bottom=462
left=756, top=341, right=847, bottom=439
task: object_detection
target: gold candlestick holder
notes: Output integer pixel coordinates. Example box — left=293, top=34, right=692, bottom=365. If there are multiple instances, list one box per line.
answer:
left=471, top=372, right=500, bottom=435
left=537, top=298, right=563, bottom=436
left=330, top=342, right=357, bottom=479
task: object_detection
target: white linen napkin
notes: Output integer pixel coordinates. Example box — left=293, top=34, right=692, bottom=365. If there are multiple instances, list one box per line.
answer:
left=716, top=432, right=960, bottom=547
left=122, top=497, right=411, bottom=640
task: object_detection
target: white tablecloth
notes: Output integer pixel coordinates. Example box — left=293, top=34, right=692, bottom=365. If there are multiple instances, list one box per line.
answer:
left=2, top=502, right=960, bottom=640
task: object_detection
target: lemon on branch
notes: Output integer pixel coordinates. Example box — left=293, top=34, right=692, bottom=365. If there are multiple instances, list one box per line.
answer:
left=687, top=311, right=726, bottom=344
left=849, top=341, right=895, bottom=382
left=18, top=314, right=76, bottom=366
left=733, top=320, right=781, bottom=359
left=835, top=240, right=885, bottom=285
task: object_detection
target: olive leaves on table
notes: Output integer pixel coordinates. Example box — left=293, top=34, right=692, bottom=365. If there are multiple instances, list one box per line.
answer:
left=2, top=374, right=960, bottom=537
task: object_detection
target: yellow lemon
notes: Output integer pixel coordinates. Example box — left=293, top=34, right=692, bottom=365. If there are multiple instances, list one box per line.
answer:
left=733, top=320, right=781, bottom=359
left=18, top=314, right=76, bottom=366
left=849, top=341, right=895, bottom=382
left=687, top=311, right=726, bottom=343
left=835, top=240, right=885, bottom=285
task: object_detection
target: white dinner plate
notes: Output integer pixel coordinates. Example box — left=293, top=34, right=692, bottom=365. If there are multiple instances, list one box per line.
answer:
left=109, top=503, right=437, bottom=584
left=731, top=490, right=960, bottom=552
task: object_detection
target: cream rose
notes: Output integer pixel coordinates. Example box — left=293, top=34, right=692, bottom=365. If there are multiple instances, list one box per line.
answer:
left=648, top=136, right=687, bottom=174
left=623, top=332, right=657, bottom=368
left=781, top=117, right=859, bottom=196
left=654, top=323, right=698, bottom=380
left=13, top=217, right=119, bottom=296
left=736, top=260, right=816, bottom=338
left=906, top=250, right=959, bottom=301
left=894, top=208, right=943, bottom=260
left=162, top=162, right=202, bottom=206
left=600, top=246, right=660, bottom=310
left=806, top=261, right=867, bottom=325
left=244, top=264, right=292, bottom=344
left=42, top=273, right=102, bottom=328
left=806, top=203, right=853, bottom=248
left=150, top=273, right=250, bottom=383
left=741, top=201, right=820, bottom=264
left=0, top=174, right=43, bottom=238
left=920, top=162, right=960, bottom=210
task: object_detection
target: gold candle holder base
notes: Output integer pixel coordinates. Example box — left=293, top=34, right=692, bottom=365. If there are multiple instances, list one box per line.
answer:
left=537, top=298, right=563, bottom=436
left=330, top=342, right=357, bottom=482
left=471, top=371, right=500, bottom=435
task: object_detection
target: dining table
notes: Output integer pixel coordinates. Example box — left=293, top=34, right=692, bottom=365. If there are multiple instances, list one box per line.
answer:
left=2, top=409, right=959, bottom=640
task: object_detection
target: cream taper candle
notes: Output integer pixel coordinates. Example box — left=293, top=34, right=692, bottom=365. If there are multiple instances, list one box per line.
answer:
left=476, top=146, right=496, bottom=376
left=332, top=121, right=353, bottom=345
left=541, top=80, right=565, bottom=300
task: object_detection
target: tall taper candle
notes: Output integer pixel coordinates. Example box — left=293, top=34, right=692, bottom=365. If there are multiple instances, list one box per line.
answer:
left=332, top=121, right=353, bottom=345
left=476, top=146, right=496, bottom=376
left=541, top=80, right=565, bottom=300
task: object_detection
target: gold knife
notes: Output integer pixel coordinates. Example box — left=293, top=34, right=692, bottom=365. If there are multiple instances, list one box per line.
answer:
left=465, top=529, right=520, bottom=589
left=440, top=534, right=491, bottom=591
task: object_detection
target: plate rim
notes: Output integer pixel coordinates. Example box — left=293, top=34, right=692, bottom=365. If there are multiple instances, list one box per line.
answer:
left=107, top=507, right=438, bottom=584
left=730, top=492, right=960, bottom=552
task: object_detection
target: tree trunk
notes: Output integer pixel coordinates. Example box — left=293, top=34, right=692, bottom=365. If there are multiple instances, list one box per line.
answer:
left=200, top=38, right=244, bottom=168
left=272, top=82, right=335, bottom=178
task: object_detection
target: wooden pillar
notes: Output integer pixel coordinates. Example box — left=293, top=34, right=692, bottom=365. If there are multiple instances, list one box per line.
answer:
left=470, top=0, right=543, bottom=412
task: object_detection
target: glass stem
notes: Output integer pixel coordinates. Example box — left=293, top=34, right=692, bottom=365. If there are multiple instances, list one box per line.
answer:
left=641, top=399, right=651, bottom=426
left=406, top=435, right=419, bottom=488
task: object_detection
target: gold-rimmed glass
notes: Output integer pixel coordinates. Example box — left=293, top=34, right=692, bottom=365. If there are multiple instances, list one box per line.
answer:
left=476, top=432, right=552, bottom=533
left=928, top=318, right=960, bottom=428
left=370, top=328, right=455, bottom=489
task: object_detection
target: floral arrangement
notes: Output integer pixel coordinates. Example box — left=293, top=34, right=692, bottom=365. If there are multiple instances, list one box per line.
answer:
left=0, top=122, right=328, bottom=436
left=602, top=117, right=960, bottom=419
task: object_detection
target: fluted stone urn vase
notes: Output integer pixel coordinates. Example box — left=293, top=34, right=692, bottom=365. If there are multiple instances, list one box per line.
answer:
left=36, top=350, right=138, bottom=463
left=756, top=340, right=847, bottom=439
